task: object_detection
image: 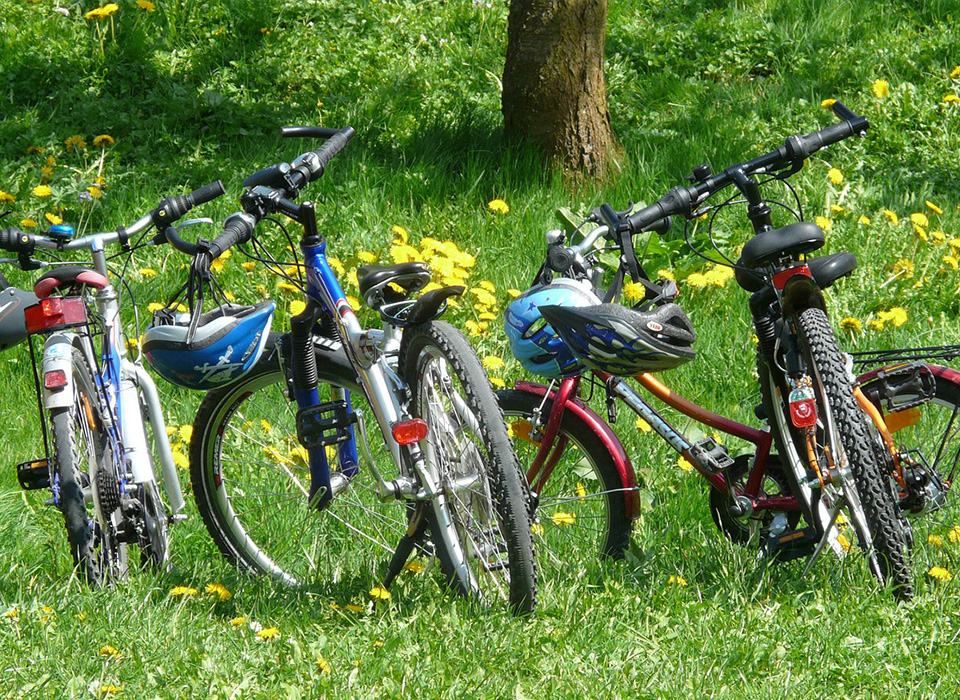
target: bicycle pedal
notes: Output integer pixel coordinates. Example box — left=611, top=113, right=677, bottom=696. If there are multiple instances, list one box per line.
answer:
left=688, top=437, right=734, bottom=475
left=16, top=459, right=50, bottom=491
left=860, top=361, right=936, bottom=413
left=763, top=526, right=818, bottom=562
left=296, top=400, right=357, bottom=449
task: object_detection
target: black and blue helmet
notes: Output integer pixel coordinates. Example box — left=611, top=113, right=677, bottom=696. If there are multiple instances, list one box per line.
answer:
left=538, top=302, right=697, bottom=376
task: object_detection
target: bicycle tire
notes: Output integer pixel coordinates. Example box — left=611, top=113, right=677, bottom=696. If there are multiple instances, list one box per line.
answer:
left=496, top=388, right=632, bottom=571
left=795, top=307, right=913, bottom=599
left=399, top=321, right=537, bottom=614
left=190, top=357, right=426, bottom=588
left=49, top=346, right=125, bottom=585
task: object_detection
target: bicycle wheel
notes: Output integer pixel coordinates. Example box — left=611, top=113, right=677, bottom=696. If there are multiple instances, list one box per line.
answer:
left=400, top=321, right=537, bottom=614
left=496, top=388, right=632, bottom=574
left=49, top=345, right=126, bottom=585
left=861, top=366, right=960, bottom=523
left=190, top=358, right=424, bottom=588
left=792, top=307, right=913, bottom=599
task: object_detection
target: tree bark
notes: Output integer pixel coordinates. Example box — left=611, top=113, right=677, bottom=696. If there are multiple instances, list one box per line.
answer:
left=502, top=0, right=618, bottom=176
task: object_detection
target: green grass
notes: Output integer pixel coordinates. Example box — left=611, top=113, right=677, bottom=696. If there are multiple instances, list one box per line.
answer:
left=2, top=0, right=960, bottom=697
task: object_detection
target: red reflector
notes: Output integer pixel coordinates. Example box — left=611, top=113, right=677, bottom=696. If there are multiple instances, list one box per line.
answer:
left=392, top=418, right=428, bottom=445
left=24, top=297, right=87, bottom=334
left=772, top=265, right=812, bottom=291
left=44, top=370, right=68, bottom=389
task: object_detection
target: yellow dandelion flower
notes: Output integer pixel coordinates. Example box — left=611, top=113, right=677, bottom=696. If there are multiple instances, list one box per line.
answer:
left=277, top=281, right=299, bottom=293
left=482, top=355, right=505, bottom=371
left=678, top=456, right=694, bottom=472
left=857, top=215, right=871, bottom=226
left=403, top=560, right=424, bottom=574
left=205, top=583, right=233, bottom=601
left=953, top=66, right=960, bottom=79
left=464, top=320, right=488, bottom=337
left=891, top=259, right=915, bottom=278
left=476, top=279, right=496, bottom=292
left=347, top=295, right=360, bottom=311
left=948, top=525, right=960, bottom=543
left=836, top=533, right=852, bottom=552
left=230, top=616, right=246, bottom=627
left=93, top=134, right=115, bottom=148
left=928, top=566, right=952, bottom=582
left=389, top=243, right=423, bottom=264
left=872, top=79, right=889, bottom=98
left=317, top=657, right=332, bottom=674
left=64, top=135, right=87, bottom=151
left=98, top=685, right=123, bottom=697
left=868, top=318, right=885, bottom=331
left=944, top=94, right=960, bottom=104
left=489, top=377, right=505, bottom=389
left=507, top=288, right=522, bottom=298
left=623, top=281, right=645, bottom=303
left=883, top=209, right=899, bottom=225
left=575, top=482, right=587, bottom=499
left=821, top=98, right=837, bottom=108
left=391, top=225, right=409, bottom=242
left=828, top=168, right=844, bottom=185
left=478, top=311, right=497, bottom=321
left=32, top=185, right=52, bottom=198
left=926, top=200, right=944, bottom=215
left=169, top=585, right=198, bottom=597
left=178, top=425, right=193, bottom=443
left=99, top=645, right=120, bottom=659
left=656, top=269, right=675, bottom=281
left=831, top=204, right=846, bottom=215
left=136, top=0, right=155, bottom=10
left=357, top=250, right=377, bottom=264
left=257, top=627, right=280, bottom=640
left=928, top=534, right=943, bottom=547
left=86, top=4, right=119, bottom=20
left=549, top=511, right=576, bottom=526
left=815, top=215, right=832, bottom=231
left=932, top=230, right=946, bottom=245
left=147, top=302, right=165, bottom=313
left=488, top=199, right=509, bottom=214
left=45, top=213, right=63, bottom=226
left=241, top=261, right=256, bottom=272
left=914, top=224, right=928, bottom=242
left=910, top=212, right=929, bottom=228
left=877, top=307, right=908, bottom=327
left=138, top=268, right=158, bottom=278
left=668, top=575, right=688, bottom=586
left=635, top=417, right=652, bottom=433
left=20, top=218, right=38, bottom=228
left=289, top=299, right=306, bottom=316
left=946, top=256, right=960, bottom=271
left=345, top=604, right=364, bottom=613
left=839, top=317, right=861, bottom=332
left=171, top=449, right=188, bottom=469
left=0, top=190, right=14, bottom=204
left=684, top=272, right=708, bottom=289
left=369, top=586, right=391, bottom=601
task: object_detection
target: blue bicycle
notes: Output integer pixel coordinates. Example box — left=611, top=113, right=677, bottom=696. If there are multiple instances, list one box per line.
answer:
left=151, top=128, right=536, bottom=612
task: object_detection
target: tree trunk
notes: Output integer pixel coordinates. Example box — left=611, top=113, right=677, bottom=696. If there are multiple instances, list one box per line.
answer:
left=501, top=0, right=618, bottom=176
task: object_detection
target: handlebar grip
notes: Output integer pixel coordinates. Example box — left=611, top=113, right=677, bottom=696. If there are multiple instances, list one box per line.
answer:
left=0, top=227, right=34, bottom=253
left=163, top=226, right=200, bottom=256
left=243, top=162, right=292, bottom=189
left=281, top=126, right=342, bottom=139
left=206, top=213, right=257, bottom=260
left=309, top=127, right=356, bottom=181
left=153, top=180, right=226, bottom=227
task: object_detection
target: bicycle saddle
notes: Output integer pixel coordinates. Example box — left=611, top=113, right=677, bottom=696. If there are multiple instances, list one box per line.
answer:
left=33, top=266, right=109, bottom=299
left=739, top=222, right=826, bottom=269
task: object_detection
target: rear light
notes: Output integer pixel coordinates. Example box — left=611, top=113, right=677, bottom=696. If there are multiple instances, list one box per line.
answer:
left=44, top=370, right=68, bottom=389
left=24, top=297, right=87, bottom=334
left=392, top=418, right=429, bottom=445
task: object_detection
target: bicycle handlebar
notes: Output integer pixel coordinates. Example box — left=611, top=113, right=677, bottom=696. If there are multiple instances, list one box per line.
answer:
left=623, top=101, right=868, bottom=234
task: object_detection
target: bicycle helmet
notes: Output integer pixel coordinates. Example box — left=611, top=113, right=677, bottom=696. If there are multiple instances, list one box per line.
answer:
left=538, top=301, right=697, bottom=376
left=143, top=301, right=275, bottom=390
left=503, top=278, right=603, bottom=378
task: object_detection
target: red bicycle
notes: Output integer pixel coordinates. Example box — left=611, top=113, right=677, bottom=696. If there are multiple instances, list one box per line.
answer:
left=500, top=103, right=954, bottom=599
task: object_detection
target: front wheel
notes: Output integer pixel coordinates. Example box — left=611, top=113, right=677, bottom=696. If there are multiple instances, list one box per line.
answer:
left=400, top=321, right=537, bottom=614
left=789, top=308, right=913, bottom=599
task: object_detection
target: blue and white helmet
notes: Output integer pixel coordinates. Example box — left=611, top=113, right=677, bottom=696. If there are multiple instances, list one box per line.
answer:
left=504, top=279, right=602, bottom=379
left=143, top=302, right=275, bottom=390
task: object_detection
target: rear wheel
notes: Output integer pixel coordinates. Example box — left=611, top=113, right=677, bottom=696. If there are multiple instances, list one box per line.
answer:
left=401, top=322, right=537, bottom=614
left=49, top=346, right=126, bottom=585
left=497, top=388, right=633, bottom=574
left=790, top=308, right=913, bottom=599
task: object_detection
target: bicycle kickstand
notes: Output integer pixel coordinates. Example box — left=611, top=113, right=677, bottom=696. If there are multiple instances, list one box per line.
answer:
left=382, top=505, right=430, bottom=589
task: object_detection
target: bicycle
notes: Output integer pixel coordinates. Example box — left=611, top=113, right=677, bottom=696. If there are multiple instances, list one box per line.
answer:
left=500, top=102, right=917, bottom=599
left=0, top=182, right=225, bottom=584
left=160, top=127, right=537, bottom=613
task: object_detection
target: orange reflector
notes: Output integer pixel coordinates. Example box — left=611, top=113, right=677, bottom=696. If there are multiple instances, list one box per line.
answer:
left=44, top=370, right=68, bottom=389
left=392, top=418, right=428, bottom=445
left=884, top=407, right=922, bottom=434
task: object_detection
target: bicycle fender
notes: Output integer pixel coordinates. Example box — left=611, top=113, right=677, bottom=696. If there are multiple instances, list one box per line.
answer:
left=779, top=273, right=826, bottom=317
left=514, top=380, right=641, bottom=520
left=41, top=333, right=76, bottom=410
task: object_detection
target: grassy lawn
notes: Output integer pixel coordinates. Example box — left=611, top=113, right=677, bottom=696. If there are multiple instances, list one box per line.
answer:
left=1, top=1, right=960, bottom=697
